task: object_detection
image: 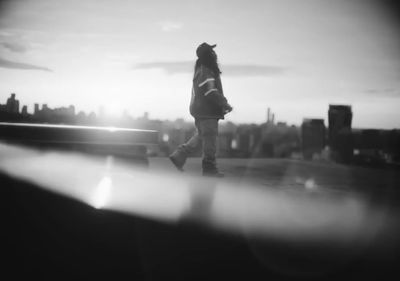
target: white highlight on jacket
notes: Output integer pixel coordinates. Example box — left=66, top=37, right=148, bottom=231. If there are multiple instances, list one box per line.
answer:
left=204, top=89, right=218, bottom=96
left=198, top=78, right=215, bottom=87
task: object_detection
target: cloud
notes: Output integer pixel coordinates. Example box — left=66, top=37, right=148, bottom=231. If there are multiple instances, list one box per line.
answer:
left=0, top=41, right=27, bottom=53
left=133, top=61, right=288, bottom=77
left=159, top=21, right=183, bottom=32
left=364, top=88, right=399, bottom=97
left=0, top=57, right=52, bottom=72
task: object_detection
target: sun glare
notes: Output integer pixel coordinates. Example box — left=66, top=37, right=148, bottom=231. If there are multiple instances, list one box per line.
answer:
left=91, top=176, right=113, bottom=209
left=101, top=102, right=126, bottom=118
left=106, top=127, right=117, bottom=132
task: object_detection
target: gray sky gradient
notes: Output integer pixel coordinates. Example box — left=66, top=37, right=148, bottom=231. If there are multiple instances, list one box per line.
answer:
left=0, top=0, right=399, bottom=128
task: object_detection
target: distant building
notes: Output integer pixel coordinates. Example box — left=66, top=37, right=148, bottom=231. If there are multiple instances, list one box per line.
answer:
left=301, top=118, right=326, bottom=160
left=21, top=105, right=29, bottom=117
left=259, top=120, right=300, bottom=158
left=266, top=107, right=275, bottom=125
left=0, top=93, right=26, bottom=122
left=32, top=103, right=76, bottom=124
left=328, top=104, right=353, bottom=163
left=53, top=105, right=75, bottom=118
left=88, top=112, right=97, bottom=124
left=34, top=103, right=39, bottom=115
left=5, top=93, right=20, bottom=114
left=351, top=128, right=400, bottom=165
left=231, top=124, right=262, bottom=157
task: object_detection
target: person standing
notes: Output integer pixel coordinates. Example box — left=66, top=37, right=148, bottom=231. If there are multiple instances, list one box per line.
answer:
left=169, top=42, right=232, bottom=177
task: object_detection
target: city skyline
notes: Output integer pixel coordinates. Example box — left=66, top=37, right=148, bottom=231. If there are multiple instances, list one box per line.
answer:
left=0, top=92, right=278, bottom=126
left=1, top=0, right=399, bottom=129
left=2, top=92, right=399, bottom=165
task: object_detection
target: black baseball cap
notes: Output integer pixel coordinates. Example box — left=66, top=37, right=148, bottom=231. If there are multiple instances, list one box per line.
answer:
left=196, top=42, right=217, bottom=58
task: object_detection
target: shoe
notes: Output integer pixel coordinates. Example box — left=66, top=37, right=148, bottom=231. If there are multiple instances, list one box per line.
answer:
left=169, top=154, right=184, bottom=171
left=202, top=170, right=224, bottom=178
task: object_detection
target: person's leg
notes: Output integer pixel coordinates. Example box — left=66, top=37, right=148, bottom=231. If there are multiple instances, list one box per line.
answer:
left=198, top=119, right=223, bottom=177
left=169, top=124, right=201, bottom=171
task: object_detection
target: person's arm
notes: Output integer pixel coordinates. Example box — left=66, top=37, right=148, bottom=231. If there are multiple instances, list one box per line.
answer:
left=198, top=67, right=232, bottom=111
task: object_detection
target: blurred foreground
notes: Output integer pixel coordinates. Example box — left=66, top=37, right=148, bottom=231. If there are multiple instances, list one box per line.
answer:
left=1, top=142, right=399, bottom=280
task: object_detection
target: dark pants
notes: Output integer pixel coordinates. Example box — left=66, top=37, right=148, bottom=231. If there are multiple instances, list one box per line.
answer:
left=177, top=118, right=219, bottom=171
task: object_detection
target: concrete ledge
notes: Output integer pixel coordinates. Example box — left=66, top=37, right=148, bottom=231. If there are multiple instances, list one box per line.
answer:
left=0, top=122, right=159, bottom=163
left=0, top=122, right=159, bottom=145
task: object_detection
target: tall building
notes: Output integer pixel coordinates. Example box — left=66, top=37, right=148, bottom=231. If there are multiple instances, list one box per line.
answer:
left=328, top=105, right=352, bottom=143
left=34, top=103, right=39, bottom=115
left=328, top=104, right=353, bottom=163
left=68, top=105, right=75, bottom=116
left=266, top=107, right=275, bottom=125
left=6, top=93, right=20, bottom=114
left=301, top=118, right=326, bottom=160
left=21, top=105, right=28, bottom=117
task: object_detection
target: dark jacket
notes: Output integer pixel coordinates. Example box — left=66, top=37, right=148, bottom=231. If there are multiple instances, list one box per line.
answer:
left=189, top=65, right=230, bottom=119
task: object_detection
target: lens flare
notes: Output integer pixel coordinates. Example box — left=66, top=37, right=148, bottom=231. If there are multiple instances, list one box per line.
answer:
left=91, top=176, right=113, bottom=209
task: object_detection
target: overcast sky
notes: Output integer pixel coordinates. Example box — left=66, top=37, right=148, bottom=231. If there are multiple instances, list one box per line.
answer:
left=0, top=0, right=399, bottom=129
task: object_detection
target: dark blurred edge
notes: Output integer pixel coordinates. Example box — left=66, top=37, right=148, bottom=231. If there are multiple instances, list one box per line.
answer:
left=1, top=171, right=400, bottom=281
left=381, top=0, right=400, bottom=25
left=0, top=172, right=270, bottom=281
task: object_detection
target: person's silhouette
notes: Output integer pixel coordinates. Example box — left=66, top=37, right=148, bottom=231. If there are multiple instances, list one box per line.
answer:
left=169, top=43, right=232, bottom=177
